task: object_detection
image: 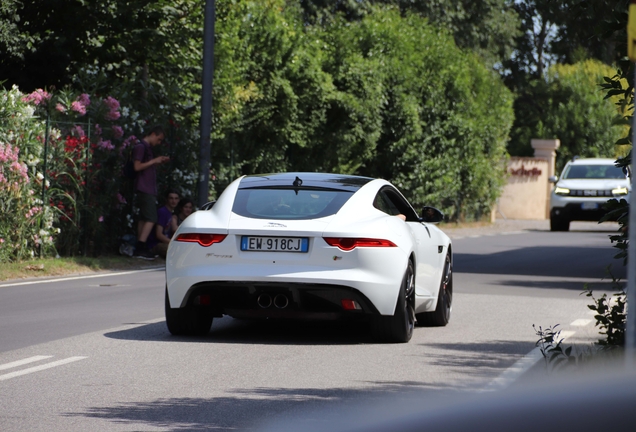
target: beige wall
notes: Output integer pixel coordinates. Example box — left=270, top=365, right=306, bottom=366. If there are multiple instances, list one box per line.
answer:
left=497, top=157, right=549, bottom=220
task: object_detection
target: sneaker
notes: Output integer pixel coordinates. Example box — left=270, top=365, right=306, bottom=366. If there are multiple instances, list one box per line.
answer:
left=119, top=243, right=134, bottom=257
left=134, top=249, right=156, bottom=260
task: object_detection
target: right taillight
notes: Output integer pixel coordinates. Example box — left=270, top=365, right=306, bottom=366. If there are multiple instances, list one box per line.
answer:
left=323, top=237, right=397, bottom=251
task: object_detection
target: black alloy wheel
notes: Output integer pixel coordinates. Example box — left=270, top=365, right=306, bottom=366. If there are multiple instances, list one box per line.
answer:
left=417, top=251, right=452, bottom=327
left=371, top=260, right=415, bottom=343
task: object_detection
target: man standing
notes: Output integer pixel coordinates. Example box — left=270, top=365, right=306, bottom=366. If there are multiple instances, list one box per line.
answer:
left=133, top=125, right=170, bottom=259
left=154, top=188, right=180, bottom=258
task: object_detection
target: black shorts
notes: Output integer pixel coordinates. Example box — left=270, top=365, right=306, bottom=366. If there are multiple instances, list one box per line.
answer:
left=137, top=192, right=158, bottom=223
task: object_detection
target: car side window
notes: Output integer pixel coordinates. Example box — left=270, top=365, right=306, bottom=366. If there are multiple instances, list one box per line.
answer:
left=374, top=188, right=418, bottom=221
left=373, top=192, right=400, bottom=216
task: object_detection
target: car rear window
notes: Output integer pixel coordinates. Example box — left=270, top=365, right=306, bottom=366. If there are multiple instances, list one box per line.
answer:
left=232, top=188, right=354, bottom=220
left=563, top=164, right=625, bottom=179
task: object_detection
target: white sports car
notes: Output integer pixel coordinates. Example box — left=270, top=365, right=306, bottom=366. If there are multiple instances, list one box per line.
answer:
left=165, top=173, right=452, bottom=343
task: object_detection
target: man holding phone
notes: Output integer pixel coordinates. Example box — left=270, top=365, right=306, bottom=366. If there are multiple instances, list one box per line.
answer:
left=133, top=125, right=170, bottom=260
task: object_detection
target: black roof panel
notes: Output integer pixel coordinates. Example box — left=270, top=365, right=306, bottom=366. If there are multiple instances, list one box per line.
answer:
left=239, top=173, right=374, bottom=192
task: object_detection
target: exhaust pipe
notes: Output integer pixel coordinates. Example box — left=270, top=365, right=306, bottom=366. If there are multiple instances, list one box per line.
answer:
left=274, top=294, right=289, bottom=309
left=257, top=293, right=272, bottom=308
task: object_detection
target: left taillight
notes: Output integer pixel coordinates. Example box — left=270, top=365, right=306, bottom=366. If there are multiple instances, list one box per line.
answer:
left=323, top=237, right=397, bottom=251
left=175, top=233, right=227, bottom=247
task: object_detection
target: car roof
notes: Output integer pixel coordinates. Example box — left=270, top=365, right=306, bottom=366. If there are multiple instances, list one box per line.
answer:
left=568, top=158, right=616, bottom=165
left=238, top=172, right=375, bottom=192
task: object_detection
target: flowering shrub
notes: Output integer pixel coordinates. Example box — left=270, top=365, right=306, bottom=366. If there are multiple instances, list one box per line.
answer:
left=0, top=86, right=55, bottom=261
left=0, top=77, right=200, bottom=261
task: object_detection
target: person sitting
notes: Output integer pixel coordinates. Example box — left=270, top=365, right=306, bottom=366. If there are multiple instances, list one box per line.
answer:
left=153, top=188, right=180, bottom=258
left=170, top=197, right=195, bottom=234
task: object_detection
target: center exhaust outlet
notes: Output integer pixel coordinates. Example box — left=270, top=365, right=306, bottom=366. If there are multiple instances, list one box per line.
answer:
left=274, top=294, right=289, bottom=309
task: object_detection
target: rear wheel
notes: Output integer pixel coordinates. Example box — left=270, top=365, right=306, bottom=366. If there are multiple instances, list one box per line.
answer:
left=417, top=252, right=452, bottom=327
left=371, top=261, right=415, bottom=343
left=165, top=289, right=213, bottom=336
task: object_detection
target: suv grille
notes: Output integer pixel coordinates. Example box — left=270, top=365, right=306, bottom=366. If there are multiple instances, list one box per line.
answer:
left=567, top=189, right=613, bottom=197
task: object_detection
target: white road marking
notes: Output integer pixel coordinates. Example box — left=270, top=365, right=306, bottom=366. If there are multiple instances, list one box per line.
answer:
left=0, top=357, right=87, bottom=382
left=0, top=268, right=163, bottom=288
left=482, top=347, right=543, bottom=392
left=484, top=330, right=576, bottom=391
left=0, top=355, right=52, bottom=371
left=570, top=319, right=592, bottom=327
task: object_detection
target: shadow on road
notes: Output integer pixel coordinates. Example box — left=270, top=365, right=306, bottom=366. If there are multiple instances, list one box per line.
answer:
left=490, top=279, right=623, bottom=292
left=104, top=318, right=376, bottom=346
left=419, top=340, right=535, bottom=373
left=62, top=381, right=463, bottom=431
left=454, top=245, right=625, bottom=279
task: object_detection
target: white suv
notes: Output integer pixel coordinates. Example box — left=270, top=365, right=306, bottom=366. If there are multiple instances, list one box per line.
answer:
left=549, top=158, right=629, bottom=231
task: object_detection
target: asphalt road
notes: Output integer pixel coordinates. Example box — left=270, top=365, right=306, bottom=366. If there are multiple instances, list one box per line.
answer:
left=0, top=222, right=622, bottom=431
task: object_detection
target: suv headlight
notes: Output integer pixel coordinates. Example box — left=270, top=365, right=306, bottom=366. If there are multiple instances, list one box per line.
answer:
left=612, top=187, right=628, bottom=196
left=554, top=187, right=570, bottom=195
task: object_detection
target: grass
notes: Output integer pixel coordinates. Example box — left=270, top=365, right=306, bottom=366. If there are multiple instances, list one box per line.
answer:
left=0, top=255, right=163, bottom=282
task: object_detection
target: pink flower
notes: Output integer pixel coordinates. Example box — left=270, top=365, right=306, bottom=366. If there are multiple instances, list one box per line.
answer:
left=103, top=96, right=120, bottom=120
left=98, top=216, right=104, bottom=222
left=104, top=110, right=120, bottom=121
left=56, top=103, right=66, bottom=112
left=94, top=124, right=102, bottom=136
left=72, top=125, right=85, bottom=137
left=21, top=89, right=51, bottom=105
left=117, top=193, right=127, bottom=204
left=112, top=125, right=124, bottom=139
left=71, top=101, right=87, bottom=116
left=0, top=238, right=4, bottom=244
left=122, top=135, right=138, bottom=149
left=78, top=93, right=90, bottom=107
left=103, top=96, right=120, bottom=110
left=97, top=139, right=114, bottom=151
left=0, top=143, right=19, bottom=163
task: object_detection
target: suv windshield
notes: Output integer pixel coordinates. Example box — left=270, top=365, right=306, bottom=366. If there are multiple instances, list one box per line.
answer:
left=562, top=164, right=625, bottom=180
left=232, top=188, right=353, bottom=220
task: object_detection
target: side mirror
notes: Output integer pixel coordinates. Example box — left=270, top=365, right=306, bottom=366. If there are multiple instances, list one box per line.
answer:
left=420, top=206, right=444, bottom=224
left=623, top=166, right=631, bottom=178
left=548, top=176, right=558, bottom=183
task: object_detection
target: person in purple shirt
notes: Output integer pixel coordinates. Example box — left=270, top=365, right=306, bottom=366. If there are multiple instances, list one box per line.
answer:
left=154, top=188, right=180, bottom=258
left=132, top=125, right=170, bottom=260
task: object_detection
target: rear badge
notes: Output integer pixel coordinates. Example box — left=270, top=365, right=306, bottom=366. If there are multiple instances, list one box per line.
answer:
left=265, top=222, right=287, bottom=228
left=206, top=253, right=233, bottom=258
left=333, top=256, right=342, bottom=261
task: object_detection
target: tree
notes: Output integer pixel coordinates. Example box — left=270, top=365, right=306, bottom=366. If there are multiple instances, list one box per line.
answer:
left=544, top=60, right=625, bottom=170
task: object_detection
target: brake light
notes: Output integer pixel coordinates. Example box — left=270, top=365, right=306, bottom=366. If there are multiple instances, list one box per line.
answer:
left=175, top=233, right=227, bottom=247
left=323, top=237, right=397, bottom=251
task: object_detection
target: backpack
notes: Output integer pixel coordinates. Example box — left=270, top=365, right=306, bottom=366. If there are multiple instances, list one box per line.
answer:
left=123, top=156, right=135, bottom=179
left=122, top=141, right=147, bottom=179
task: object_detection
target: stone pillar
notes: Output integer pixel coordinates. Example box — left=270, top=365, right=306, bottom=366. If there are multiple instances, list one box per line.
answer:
left=531, top=139, right=560, bottom=218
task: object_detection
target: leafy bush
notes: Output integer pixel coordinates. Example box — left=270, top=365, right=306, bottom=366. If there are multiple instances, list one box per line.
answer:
left=584, top=270, right=626, bottom=348
left=211, top=4, right=514, bottom=220
left=0, top=86, right=55, bottom=261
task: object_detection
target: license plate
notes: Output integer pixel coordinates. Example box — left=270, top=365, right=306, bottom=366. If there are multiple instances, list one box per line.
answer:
left=241, top=236, right=309, bottom=252
left=581, top=202, right=598, bottom=210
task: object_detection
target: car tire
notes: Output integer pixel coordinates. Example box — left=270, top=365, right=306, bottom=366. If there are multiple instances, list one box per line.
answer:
left=165, top=288, right=213, bottom=336
left=416, top=252, right=452, bottom=327
left=371, top=261, right=415, bottom=343
left=550, top=216, right=570, bottom=232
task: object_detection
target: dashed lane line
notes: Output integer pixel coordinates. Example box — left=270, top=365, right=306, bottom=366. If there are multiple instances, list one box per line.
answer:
left=0, top=355, right=52, bottom=371
left=0, top=356, right=87, bottom=382
left=571, top=319, right=593, bottom=327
